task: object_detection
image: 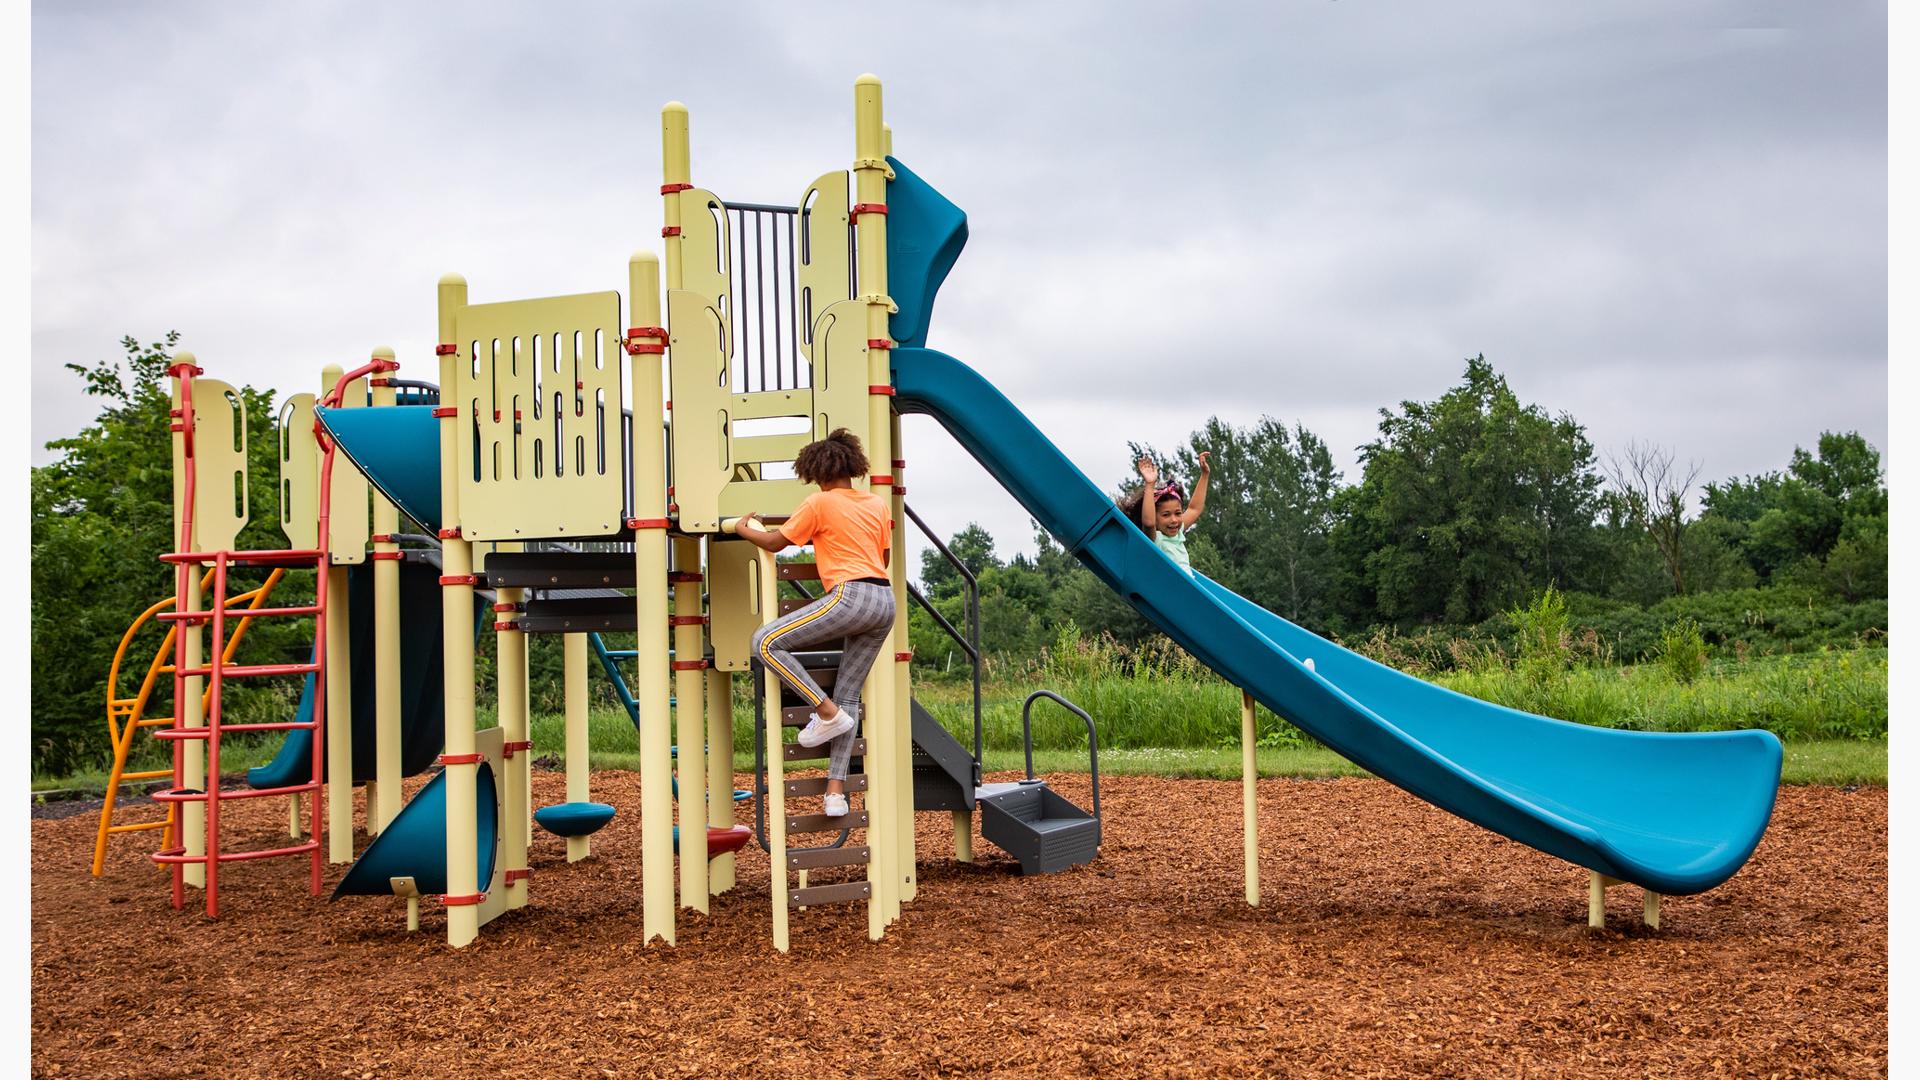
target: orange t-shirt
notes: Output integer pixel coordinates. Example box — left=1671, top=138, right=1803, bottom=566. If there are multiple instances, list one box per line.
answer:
left=780, top=487, right=894, bottom=590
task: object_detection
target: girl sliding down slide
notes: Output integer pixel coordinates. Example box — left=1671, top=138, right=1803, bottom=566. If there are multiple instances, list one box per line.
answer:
left=1121, top=453, right=1210, bottom=575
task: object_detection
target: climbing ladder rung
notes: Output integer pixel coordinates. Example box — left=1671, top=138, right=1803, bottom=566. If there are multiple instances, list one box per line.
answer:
left=153, top=780, right=320, bottom=804
left=784, top=775, right=867, bottom=796
left=786, top=845, right=870, bottom=871
left=784, top=738, right=864, bottom=761
left=156, top=604, right=321, bottom=622
left=788, top=881, right=870, bottom=909
left=171, top=661, right=320, bottom=679
left=152, top=719, right=318, bottom=740
left=133, top=717, right=176, bottom=729
left=787, top=810, right=868, bottom=833
left=775, top=563, right=822, bottom=581
left=106, top=819, right=173, bottom=835
left=115, top=768, right=173, bottom=781
left=154, top=838, right=320, bottom=865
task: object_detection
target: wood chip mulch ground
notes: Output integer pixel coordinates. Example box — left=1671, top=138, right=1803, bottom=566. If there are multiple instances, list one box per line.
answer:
left=32, top=770, right=1886, bottom=1078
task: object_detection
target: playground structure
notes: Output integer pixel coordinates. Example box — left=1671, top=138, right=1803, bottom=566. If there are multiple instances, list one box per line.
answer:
left=107, top=74, right=1783, bottom=952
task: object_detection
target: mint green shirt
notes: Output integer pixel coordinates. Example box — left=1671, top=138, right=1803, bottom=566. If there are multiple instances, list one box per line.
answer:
left=1155, top=527, right=1193, bottom=574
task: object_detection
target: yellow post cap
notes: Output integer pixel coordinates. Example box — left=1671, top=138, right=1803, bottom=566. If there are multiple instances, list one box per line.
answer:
left=662, top=100, right=688, bottom=116
left=438, top=272, right=467, bottom=287
left=371, top=345, right=396, bottom=361
left=172, top=350, right=196, bottom=366
left=854, top=73, right=881, bottom=87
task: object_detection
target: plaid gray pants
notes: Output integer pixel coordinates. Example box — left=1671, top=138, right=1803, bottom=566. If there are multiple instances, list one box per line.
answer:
left=751, top=580, right=895, bottom=781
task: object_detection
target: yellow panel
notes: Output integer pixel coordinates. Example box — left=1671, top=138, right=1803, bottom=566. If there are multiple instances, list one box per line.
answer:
left=327, top=376, right=371, bottom=564
left=731, top=433, right=811, bottom=465
left=279, top=393, right=319, bottom=550
left=453, top=291, right=626, bottom=541
left=810, top=298, right=873, bottom=446
left=172, top=378, right=248, bottom=553
left=706, top=538, right=761, bottom=671
left=675, top=189, right=734, bottom=356
left=729, top=390, right=810, bottom=421
left=667, top=288, right=732, bottom=533
left=797, top=171, right=852, bottom=364
left=716, top=478, right=814, bottom=520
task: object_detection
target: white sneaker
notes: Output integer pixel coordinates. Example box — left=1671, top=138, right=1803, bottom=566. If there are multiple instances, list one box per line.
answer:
left=823, top=793, right=849, bottom=818
left=796, top=709, right=855, bottom=748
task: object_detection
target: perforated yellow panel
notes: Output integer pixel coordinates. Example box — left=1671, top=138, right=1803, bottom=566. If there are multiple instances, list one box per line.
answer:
left=279, top=393, right=319, bottom=550
left=705, top=538, right=762, bottom=670
left=797, top=171, right=853, bottom=363
left=452, top=292, right=626, bottom=540
left=677, top=188, right=734, bottom=353
left=172, top=378, right=248, bottom=554
left=809, top=298, right=872, bottom=444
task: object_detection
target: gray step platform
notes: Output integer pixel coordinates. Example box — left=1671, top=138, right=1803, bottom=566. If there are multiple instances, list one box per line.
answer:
left=974, top=780, right=1100, bottom=875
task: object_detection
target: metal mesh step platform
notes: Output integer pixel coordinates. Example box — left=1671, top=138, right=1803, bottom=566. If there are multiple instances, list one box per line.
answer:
left=974, top=780, right=1100, bottom=875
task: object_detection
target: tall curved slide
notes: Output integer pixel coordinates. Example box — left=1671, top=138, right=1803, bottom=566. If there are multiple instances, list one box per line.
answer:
left=893, top=347, right=1780, bottom=896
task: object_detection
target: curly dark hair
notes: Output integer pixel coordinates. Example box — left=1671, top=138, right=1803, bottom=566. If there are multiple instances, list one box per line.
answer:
left=1117, top=485, right=1182, bottom=534
left=793, top=428, right=870, bottom=485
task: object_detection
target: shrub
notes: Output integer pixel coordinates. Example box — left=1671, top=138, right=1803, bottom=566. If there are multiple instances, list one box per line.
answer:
left=1655, top=617, right=1708, bottom=685
left=1508, top=584, right=1572, bottom=684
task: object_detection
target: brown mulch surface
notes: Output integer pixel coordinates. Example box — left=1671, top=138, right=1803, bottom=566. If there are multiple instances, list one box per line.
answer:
left=33, top=771, right=1886, bottom=1078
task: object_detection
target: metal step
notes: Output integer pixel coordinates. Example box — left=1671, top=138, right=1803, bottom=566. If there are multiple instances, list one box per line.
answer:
left=484, top=550, right=636, bottom=589
left=975, top=780, right=1100, bottom=875
left=784, top=738, right=865, bottom=762
left=783, top=775, right=868, bottom=797
left=789, top=880, right=869, bottom=909
left=518, top=594, right=636, bottom=633
left=787, top=810, right=869, bottom=833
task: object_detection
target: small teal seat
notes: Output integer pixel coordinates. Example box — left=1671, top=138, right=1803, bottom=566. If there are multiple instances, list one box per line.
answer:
left=533, top=801, right=617, bottom=838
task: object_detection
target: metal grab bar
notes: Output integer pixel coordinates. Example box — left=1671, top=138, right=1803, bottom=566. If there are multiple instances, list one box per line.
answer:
left=1022, top=690, right=1100, bottom=838
left=904, top=503, right=983, bottom=781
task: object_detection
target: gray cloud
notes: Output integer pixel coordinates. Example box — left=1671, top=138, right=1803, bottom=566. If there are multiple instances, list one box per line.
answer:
left=33, top=1, right=1886, bottom=563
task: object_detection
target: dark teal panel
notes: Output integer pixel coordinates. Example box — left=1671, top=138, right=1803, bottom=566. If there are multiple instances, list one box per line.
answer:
left=891, top=346, right=1781, bottom=896
left=885, top=156, right=968, bottom=349
left=314, top=404, right=444, bottom=532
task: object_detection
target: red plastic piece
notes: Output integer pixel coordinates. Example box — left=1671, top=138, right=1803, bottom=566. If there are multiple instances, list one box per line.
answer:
left=626, top=341, right=665, bottom=355
left=493, top=602, right=520, bottom=613
left=895, top=651, right=913, bottom=662
left=493, top=620, right=518, bottom=631
left=440, top=893, right=486, bottom=907
left=892, top=459, right=906, bottom=469
left=438, top=753, right=485, bottom=766
left=671, top=659, right=709, bottom=671
left=439, top=574, right=479, bottom=586
left=870, top=474, right=894, bottom=486
left=503, top=868, right=533, bottom=885
left=706, top=826, right=753, bottom=857
left=668, top=615, right=707, bottom=626
left=370, top=551, right=403, bottom=561
left=661, top=226, right=682, bottom=237
left=660, top=183, right=693, bottom=194
left=166, top=362, right=205, bottom=378
left=867, top=338, right=894, bottom=350
left=868, top=385, right=897, bottom=396
left=850, top=202, right=888, bottom=220
left=667, top=572, right=704, bottom=583
left=627, top=517, right=671, bottom=530
left=431, top=406, right=458, bottom=417
left=501, top=740, right=533, bottom=758
left=437, top=527, right=462, bottom=539
left=371, top=533, right=395, bottom=543
left=435, top=343, right=459, bottom=356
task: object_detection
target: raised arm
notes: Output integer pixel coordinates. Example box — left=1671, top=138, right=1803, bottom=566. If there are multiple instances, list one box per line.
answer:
left=1181, top=452, right=1210, bottom=527
left=1136, top=456, right=1160, bottom=530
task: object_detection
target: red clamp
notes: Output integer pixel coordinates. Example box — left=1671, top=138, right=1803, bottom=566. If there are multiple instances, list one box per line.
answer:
left=892, top=459, right=906, bottom=469
left=867, top=338, right=894, bottom=350
left=371, top=533, right=394, bottom=543
left=664, top=400, right=672, bottom=411
left=493, top=620, right=519, bottom=631
left=493, top=601, right=521, bottom=613
left=850, top=202, right=888, bottom=220
left=370, top=551, right=403, bottom=561
left=437, top=753, right=484, bottom=766
left=437, top=527, right=462, bottom=539
left=369, top=378, right=392, bottom=387
left=667, top=571, right=704, bottom=583
left=501, top=740, right=533, bottom=759
left=895, top=486, right=907, bottom=496
left=672, top=659, right=710, bottom=671
left=868, top=385, right=897, bottom=396
left=627, top=517, right=672, bottom=530
left=166, top=362, right=205, bottom=378
left=895, top=651, right=914, bottom=662
left=668, top=615, right=707, bottom=626
left=870, top=474, right=894, bottom=487
left=431, top=406, right=458, bottom=418
left=169, top=422, right=187, bottom=433
left=661, top=225, right=683, bottom=237
left=440, top=574, right=479, bottom=586
left=435, top=343, right=459, bottom=356
left=503, top=868, right=533, bottom=885
left=440, top=892, right=487, bottom=907
left=660, top=183, right=693, bottom=195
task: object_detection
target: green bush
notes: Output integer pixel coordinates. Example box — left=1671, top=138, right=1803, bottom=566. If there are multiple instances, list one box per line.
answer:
left=1656, top=617, right=1708, bottom=684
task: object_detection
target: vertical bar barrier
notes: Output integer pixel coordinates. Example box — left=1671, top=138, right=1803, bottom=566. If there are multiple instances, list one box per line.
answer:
left=1242, top=690, right=1259, bottom=906
left=705, top=666, right=737, bottom=893
left=673, top=535, right=710, bottom=912
left=370, top=346, right=402, bottom=835
left=320, top=363, right=356, bottom=864
left=853, top=73, right=899, bottom=935
left=756, top=549, right=789, bottom=952
left=564, top=632, right=591, bottom=862
left=631, top=237, right=675, bottom=944
left=437, top=273, right=483, bottom=949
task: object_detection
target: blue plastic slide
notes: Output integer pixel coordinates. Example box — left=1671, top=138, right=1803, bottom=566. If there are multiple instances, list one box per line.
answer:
left=892, top=346, right=1781, bottom=895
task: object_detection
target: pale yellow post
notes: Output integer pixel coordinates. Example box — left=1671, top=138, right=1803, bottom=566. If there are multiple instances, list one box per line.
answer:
left=496, top=586, right=530, bottom=908
left=854, top=74, right=900, bottom=934
left=438, top=274, right=482, bottom=949
left=953, top=812, right=973, bottom=863
left=673, top=536, right=709, bottom=912
left=370, top=347, right=402, bottom=834
left=320, top=363, right=356, bottom=865
left=1643, top=890, right=1661, bottom=930
left=889, top=410, right=915, bottom=902
left=1242, top=690, right=1259, bottom=907
left=173, top=370, right=207, bottom=887
left=705, top=667, right=737, bottom=893
left=631, top=247, right=675, bottom=945
left=564, top=632, right=591, bottom=862
left=757, top=549, right=789, bottom=952
left=1589, top=872, right=1606, bottom=930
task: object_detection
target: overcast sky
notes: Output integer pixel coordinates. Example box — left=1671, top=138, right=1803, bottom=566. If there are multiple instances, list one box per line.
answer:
left=30, top=1, right=1887, bottom=564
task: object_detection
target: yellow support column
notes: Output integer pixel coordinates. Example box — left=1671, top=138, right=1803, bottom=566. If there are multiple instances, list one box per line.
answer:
left=320, top=363, right=356, bottom=865
left=496, top=585, right=530, bottom=909
left=705, top=666, right=737, bottom=894
left=1242, top=690, right=1259, bottom=907
left=889, top=410, right=915, bottom=903
left=564, top=632, right=592, bottom=862
left=178, top=544, right=206, bottom=890
left=673, top=536, right=709, bottom=913
left=370, top=347, right=401, bottom=835
left=756, top=549, right=789, bottom=952
left=630, top=249, right=675, bottom=945
left=853, top=73, right=900, bottom=934
left=437, top=273, right=483, bottom=949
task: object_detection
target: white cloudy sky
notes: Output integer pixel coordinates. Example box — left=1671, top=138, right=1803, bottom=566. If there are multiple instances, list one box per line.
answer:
left=30, top=1, right=1887, bottom=563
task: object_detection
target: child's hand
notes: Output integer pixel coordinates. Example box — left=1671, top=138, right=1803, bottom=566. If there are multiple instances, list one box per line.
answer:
left=1137, top=456, right=1158, bottom=484
left=1197, top=451, right=1211, bottom=476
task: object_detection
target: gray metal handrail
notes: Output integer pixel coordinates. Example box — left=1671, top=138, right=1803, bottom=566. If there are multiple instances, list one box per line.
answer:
left=1022, top=690, right=1100, bottom=837
left=905, top=503, right=983, bottom=780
